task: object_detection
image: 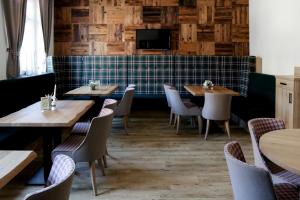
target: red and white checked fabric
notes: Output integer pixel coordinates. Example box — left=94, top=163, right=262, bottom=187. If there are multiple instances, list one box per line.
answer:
left=248, top=118, right=285, bottom=142
left=47, top=155, right=75, bottom=186
left=276, top=170, right=300, bottom=188
left=225, top=141, right=246, bottom=163
left=52, top=135, right=85, bottom=160
left=273, top=183, right=299, bottom=200
left=101, top=99, right=117, bottom=111
left=183, top=101, right=197, bottom=109
left=71, top=122, right=90, bottom=135
left=99, top=108, right=113, bottom=117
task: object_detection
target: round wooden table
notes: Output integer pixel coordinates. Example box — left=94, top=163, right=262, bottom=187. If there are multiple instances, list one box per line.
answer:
left=260, top=129, right=300, bottom=175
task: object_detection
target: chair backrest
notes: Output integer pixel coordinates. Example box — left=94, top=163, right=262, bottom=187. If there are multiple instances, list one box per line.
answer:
left=202, top=93, right=232, bottom=120
left=248, top=118, right=285, bottom=171
left=167, top=87, right=190, bottom=115
left=24, top=155, right=75, bottom=200
left=101, top=98, right=118, bottom=111
left=224, top=141, right=277, bottom=200
left=73, top=108, right=114, bottom=162
left=127, top=84, right=136, bottom=88
left=114, top=88, right=135, bottom=116
left=163, top=83, right=174, bottom=108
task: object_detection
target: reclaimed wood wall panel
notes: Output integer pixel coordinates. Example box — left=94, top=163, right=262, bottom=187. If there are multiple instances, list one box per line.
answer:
left=54, top=0, right=249, bottom=55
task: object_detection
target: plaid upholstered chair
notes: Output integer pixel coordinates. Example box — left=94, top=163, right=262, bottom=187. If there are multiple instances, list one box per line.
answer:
left=248, top=118, right=300, bottom=187
left=167, top=87, right=202, bottom=134
left=51, top=108, right=114, bottom=196
left=71, top=99, right=118, bottom=135
left=224, top=141, right=298, bottom=200
left=114, top=87, right=135, bottom=134
left=24, top=155, right=75, bottom=200
left=202, top=93, right=232, bottom=140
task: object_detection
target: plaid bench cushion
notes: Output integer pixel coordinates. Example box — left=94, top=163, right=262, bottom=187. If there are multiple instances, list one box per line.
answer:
left=51, top=55, right=256, bottom=97
left=127, top=55, right=173, bottom=96
left=174, top=56, right=256, bottom=96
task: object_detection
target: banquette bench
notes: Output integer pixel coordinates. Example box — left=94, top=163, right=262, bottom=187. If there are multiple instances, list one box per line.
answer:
left=49, top=55, right=274, bottom=129
left=0, top=73, right=55, bottom=149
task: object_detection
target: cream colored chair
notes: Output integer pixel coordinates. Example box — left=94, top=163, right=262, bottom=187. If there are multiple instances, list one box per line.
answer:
left=51, top=108, right=114, bottom=195
left=167, top=88, right=202, bottom=134
left=202, top=93, right=232, bottom=140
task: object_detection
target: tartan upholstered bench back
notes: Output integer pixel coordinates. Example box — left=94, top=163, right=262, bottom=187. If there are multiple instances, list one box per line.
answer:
left=50, top=55, right=256, bottom=97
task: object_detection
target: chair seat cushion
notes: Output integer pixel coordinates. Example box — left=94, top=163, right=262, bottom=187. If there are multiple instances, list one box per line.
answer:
left=52, top=135, right=85, bottom=160
left=272, top=170, right=300, bottom=187
left=183, top=101, right=197, bottom=109
left=273, top=183, right=299, bottom=200
left=71, top=122, right=90, bottom=135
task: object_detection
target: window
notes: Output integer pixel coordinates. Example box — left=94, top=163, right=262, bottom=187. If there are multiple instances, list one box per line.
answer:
left=20, top=0, right=46, bottom=76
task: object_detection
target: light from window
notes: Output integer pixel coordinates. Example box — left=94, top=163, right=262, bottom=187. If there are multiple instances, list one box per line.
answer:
left=20, top=0, right=46, bottom=76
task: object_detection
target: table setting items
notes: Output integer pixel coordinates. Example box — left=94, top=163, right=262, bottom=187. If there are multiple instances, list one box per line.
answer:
left=203, top=80, right=214, bottom=89
left=88, top=80, right=100, bottom=90
left=40, top=84, right=57, bottom=111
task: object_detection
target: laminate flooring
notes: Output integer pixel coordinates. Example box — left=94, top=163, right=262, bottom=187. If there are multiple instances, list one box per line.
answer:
left=0, top=110, right=253, bottom=200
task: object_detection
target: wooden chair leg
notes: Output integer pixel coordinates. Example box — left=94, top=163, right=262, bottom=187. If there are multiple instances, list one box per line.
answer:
left=197, top=116, right=202, bottom=135
left=103, top=155, right=107, bottom=168
left=123, top=115, right=128, bottom=134
left=89, top=161, right=97, bottom=195
left=225, top=120, right=231, bottom=140
left=176, top=115, right=180, bottom=134
left=169, top=111, right=173, bottom=126
left=97, top=158, right=105, bottom=176
left=173, top=114, right=177, bottom=128
left=204, top=120, right=210, bottom=140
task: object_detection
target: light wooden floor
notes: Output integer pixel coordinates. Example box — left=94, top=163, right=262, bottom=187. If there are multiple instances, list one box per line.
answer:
left=0, top=110, right=253, bottom=200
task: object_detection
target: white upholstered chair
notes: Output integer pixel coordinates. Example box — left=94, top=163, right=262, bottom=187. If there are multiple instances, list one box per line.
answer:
left=224, top=141, right=298, bottom=200
left=52, top=108, right=114, bottom=195
left=202, top=93, right=232, bottom=140
left=167, top=88, right=202, bottom=134
left=24, top=155, right=75, bottom=200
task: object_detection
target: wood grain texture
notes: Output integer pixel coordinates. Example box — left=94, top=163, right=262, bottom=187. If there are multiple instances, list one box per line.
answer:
left=0, top=110, right=253, bottom=199
left=54, top=0, right=249, bottom=55
left=0, top=151, right=37, bottom=189
left=260, top=129, right=300, bottom=175
left=0, top=100, right=94, bottom=127
left=64, top=85, right=118, bottom=96
left=184, top=85, right=240, bottom=96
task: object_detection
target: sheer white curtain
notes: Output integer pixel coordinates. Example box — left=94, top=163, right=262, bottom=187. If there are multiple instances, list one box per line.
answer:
left=20, top=0, right=46, bottom=76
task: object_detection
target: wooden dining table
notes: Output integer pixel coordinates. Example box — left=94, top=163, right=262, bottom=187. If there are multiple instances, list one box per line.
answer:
left=184, top=85, right=240, bottom=96
left=260, top=129, right=300, bottom=175
left=64, top=85, right=118, bottom=96
left=0, top=100, right=94, bottom=183
left=0, top=151, right=37, bottom=189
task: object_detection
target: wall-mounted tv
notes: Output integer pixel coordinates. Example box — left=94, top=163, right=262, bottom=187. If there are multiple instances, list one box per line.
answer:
left=136, top=29, right=171, bottom=50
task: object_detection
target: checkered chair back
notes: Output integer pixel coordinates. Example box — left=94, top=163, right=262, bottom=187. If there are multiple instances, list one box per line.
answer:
left=248, top=118, right=285, bottom=172
left=73, top=108, right=114, bottom=162
left=114, top=88, right=135, bottom=117
left=224, top=141, right=277, bottom=200
left=24, top=155, right=75, bottom=200
left=101, top=99, right=118, bottom=112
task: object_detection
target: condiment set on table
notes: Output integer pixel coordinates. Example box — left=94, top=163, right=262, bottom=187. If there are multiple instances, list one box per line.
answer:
left=40, top=84, right=57, bottom=111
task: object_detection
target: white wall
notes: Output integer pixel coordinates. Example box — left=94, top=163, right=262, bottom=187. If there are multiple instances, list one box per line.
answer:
left=0, top=1, right=7, bottom=80
left=250, top=0, right=300, bottom=75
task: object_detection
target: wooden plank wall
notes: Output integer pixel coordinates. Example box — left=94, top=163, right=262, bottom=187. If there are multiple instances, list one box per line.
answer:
left=54, top=0, right=249, bottom=55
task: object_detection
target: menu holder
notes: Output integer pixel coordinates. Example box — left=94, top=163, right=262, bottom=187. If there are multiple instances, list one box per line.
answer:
left=40, top=97, right=51, bottom=111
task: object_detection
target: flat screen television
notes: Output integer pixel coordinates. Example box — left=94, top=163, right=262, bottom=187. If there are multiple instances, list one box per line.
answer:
left=136, top=29, right=171, bottom=50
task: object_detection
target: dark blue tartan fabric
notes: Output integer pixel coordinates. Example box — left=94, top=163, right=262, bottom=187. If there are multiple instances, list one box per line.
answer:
left=174, top=56, right=256, bottom=96
left=127, top=55, right=174, bottom=95
left=82, top=56, right=127, bottom=95
left=51, top=55, right=256, bottom=97
left=52, top=56, right=83, bottom=95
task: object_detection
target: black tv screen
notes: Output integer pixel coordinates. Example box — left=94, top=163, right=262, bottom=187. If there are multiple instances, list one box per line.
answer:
left=136, top=29, right=171, bottom=50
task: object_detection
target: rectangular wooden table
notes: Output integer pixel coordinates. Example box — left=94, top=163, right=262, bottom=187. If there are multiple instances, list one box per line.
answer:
left=0, top=100, right=94, bottom=183
left=64, top=85, right=118, bottom=96
left=184, top=85, right=240, bottom=96
left=0, top=150, right=37, bottom=189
